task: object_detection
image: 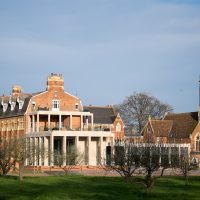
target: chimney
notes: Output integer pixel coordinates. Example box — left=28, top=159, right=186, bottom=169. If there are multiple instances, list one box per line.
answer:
left=47, top=73, right=64, bottom=91
left=12, top=85, right=22, bottom=96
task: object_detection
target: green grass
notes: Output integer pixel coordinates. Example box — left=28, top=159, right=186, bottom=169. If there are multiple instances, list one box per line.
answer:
left=0, top=175, right=200, bottom=200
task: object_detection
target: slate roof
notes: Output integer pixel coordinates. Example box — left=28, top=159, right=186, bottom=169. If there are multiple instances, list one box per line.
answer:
left=0, top=95, right=31, bottom=118
left=83, top=106, right=116, bottom=124
left=163, top=112, right=198, bottom=138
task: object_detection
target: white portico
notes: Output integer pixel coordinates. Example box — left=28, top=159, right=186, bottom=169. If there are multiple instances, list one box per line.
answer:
left=26, top=110, right=114, bottom=166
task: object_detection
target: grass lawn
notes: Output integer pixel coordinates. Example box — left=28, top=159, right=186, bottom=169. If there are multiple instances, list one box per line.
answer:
left=0, top=175, right=200, bottom=200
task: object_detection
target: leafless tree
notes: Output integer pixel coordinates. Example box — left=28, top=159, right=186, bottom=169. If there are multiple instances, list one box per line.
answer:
left=13, top=136, right=46, bottom=181
left=103, top=143, right=183, bottom=193
left=138, top=144, right=162, bottom=193
left=115, top=92, right=172, bottom=132
left=54, top=146, right=84, bottom=175
left=0, top=136, right=16, bottom=176
left=102, top=143, right=141, bottom=182
left=173, top=153, right=198, bottom=186
left=0, top=136, right=45, bottom=180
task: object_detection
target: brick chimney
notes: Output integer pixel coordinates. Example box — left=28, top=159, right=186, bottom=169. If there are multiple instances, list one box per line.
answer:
left=12, top=85, right=22, bottom=96
left=47, top=73, right=64, bottom=91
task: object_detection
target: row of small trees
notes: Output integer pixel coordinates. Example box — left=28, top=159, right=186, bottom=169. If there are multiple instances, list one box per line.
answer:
left=0, top=136, right=83, bottom=180
left=0, top=135, right=198, bottom=192
left=102, top=143, right=197, bottom=192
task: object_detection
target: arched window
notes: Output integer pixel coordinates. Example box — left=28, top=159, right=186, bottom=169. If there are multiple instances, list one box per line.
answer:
left=116, top=123, right=121, bottom=132
left=196, top=133, right=200, bottom=152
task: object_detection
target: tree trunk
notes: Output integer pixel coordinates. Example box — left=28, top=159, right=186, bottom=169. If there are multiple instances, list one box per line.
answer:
left=185, top=171, right=189, bottom=186
left=19, top=163, right=24, bottom=181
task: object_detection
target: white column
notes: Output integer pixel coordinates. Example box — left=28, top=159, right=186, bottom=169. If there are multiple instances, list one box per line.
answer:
left=87, top=136, right=91, bottom=166
left=81, top=115, right=83, bottom=131
left=32, top=115, right=35, bottom=132
left=33, top=137, right=37, bottom=166
left=28, top=116, right=31, bottom=133
left=99, top=137, right=104, bottom=165
left=38, top=137, right=42, bottom=166
left=91, top=114, right=94, bottom=131
left=50, top=135, right=54, bottom=166
left=25, top=137, right=29, bottom=166
left=86, top=117, right=88, bottom=129
left=75, top=136, right=79, bottom=149
left=37, top=113, right=39, bottom=132
left=70, top=115, right=72, bottom=129
left=62, top=136, right=66, bottom=165
left=59, top=114, right=62, bottom=130
left=44, top=136, right=48, bottom=166
left=48, top=114, right=51, bottom=130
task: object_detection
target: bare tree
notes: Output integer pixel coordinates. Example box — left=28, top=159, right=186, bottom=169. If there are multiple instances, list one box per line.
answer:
left=138, top=145, right=162, bottom=193
left=174, top=154, right=198, bottom=186
left=54, top=146, right=84, bottom=175
left=13, top=136, right=46, bottom=181
left=0, top=136, right=16, bottom=176
left=103, top=143, right=140, bottom=182
left=115, top=92, right=172, bottom=132
left=103, top=143, right=181, bottom=193
left=0, top=135, right=44, bottom=180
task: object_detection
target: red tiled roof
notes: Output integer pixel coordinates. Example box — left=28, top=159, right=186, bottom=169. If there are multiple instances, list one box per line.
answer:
left=164, top=112, right=198, bottom=138
left=150, top=120, right=173, bottom=137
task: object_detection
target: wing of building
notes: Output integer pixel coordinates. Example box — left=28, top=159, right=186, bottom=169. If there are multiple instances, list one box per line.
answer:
left=0, top=73, right=124, bottom=166
left=141, top=111, right=200, bottom=164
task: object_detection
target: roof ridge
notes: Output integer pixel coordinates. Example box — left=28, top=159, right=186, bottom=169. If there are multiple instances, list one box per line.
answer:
left=166, top=111, right=197, bottom=116
left=151, top=119, right=172, bottom=122
left=84, top=105, right=113, bottom=108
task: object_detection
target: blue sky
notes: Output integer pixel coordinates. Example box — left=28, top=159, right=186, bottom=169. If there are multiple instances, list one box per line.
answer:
left=0, top=0, right=200, bottom=112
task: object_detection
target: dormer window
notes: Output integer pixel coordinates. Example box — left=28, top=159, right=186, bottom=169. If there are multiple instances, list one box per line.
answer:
left=3, top=104, right=8, bottom=112
left=19, top=101, right=24, bottom=110
left=52, top=100, right=60, bottom=111
left=11, top=102, right=16, bottom=111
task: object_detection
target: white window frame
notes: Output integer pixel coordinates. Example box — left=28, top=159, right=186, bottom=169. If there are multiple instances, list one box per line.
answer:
left=19, top=100, right=24, bottom=110
left=52, top=100, right=60, bottom=111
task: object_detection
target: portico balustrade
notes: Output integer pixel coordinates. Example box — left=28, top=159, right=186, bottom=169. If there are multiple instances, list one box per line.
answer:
left=27, top=111, right=95, bottom=133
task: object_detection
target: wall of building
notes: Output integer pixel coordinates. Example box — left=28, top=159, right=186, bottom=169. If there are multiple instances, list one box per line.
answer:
left=0, top=116, right=25, bottom=137
left=113, top=115, right=124, bottom=140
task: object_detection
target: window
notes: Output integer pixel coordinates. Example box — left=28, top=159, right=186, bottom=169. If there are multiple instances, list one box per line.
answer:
left=3, top=103, right=7, bottom=112
left=52, top=100, right=60, bottom=111
left=19, top=101, right=24, bottom=110
left=75, top=103, right=79, bottom=110
left=11, top=102, right=16, bottom=111
left=116, top=123, right=121, bottom=132
left=196, top=133, right=200, bottom=152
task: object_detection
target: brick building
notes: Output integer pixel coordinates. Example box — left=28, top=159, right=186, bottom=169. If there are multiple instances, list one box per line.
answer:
left=0, top=73, right=124, bottom=166
left=141, top=111, right=200, bottom=164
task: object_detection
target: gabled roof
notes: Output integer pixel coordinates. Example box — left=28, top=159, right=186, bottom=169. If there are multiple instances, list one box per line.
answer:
left=150, top=120, right=173, bottom=137
left=163, top=112, right=198, bottom=138
left=83, top=106, right=116, bottom=124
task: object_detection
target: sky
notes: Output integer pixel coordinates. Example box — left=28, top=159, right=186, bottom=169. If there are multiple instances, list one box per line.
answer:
left=0, top=0, right=200, bottom=113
